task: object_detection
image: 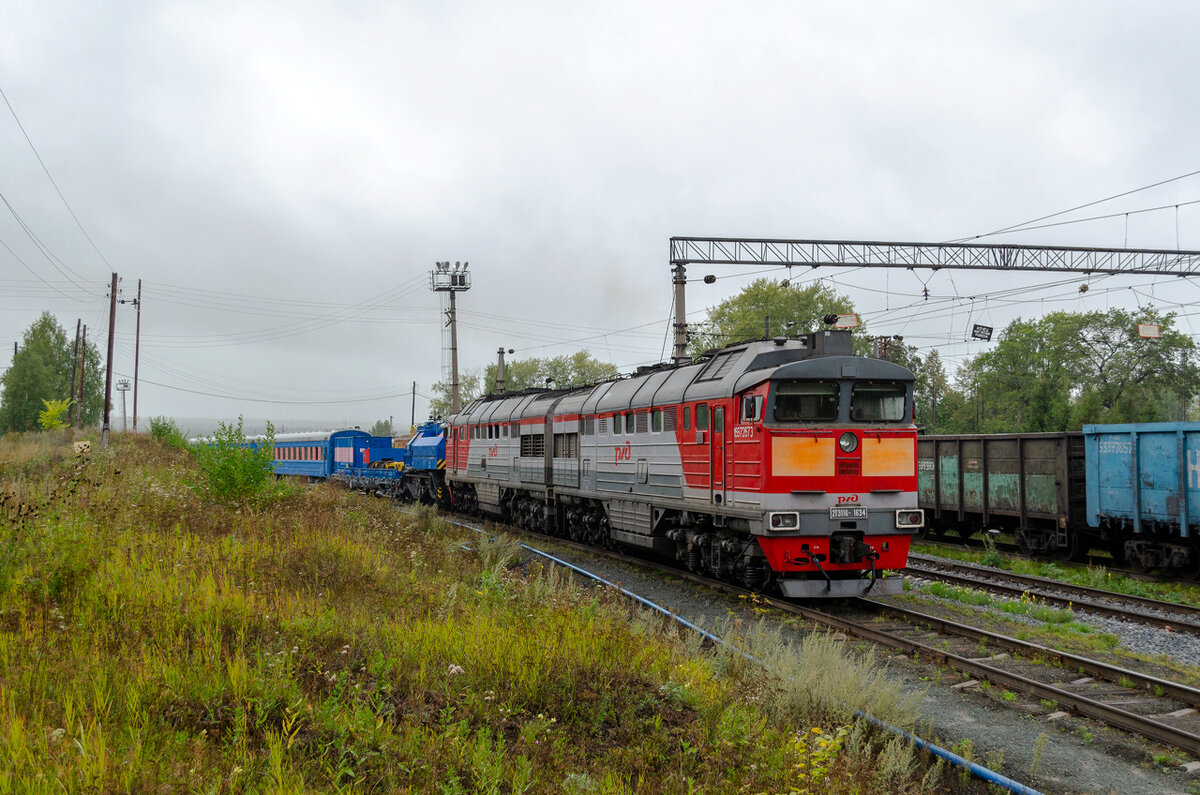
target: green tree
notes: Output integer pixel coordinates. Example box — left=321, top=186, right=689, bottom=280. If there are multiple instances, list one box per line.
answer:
left=687, top=279, right=860, bottom=357
left=428, top=352, right=620, bottom=416
left=482, top=350, right=618, bottom=393
left=369, top=419, right=393, bottom=437
left=939, top=308, right=1198, bottom=433
left=911, top=349, right=950, bottom=433
left=427, top=368, right=482, bottom=419
left=0, top=312, right=103, bottom=432
left=37, top=398, right=72, bottom=430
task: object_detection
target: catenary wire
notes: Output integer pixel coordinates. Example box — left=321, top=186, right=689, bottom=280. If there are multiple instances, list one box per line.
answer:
left=0, top=81, right=114, bottom=273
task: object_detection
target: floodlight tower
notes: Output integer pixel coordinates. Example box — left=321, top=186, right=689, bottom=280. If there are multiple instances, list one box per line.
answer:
left=116, top=379, right=131, bottom=432
left=430, top=261, right=472, bottom=414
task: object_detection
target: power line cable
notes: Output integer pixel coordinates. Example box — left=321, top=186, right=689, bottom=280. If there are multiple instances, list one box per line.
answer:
left=0, top=81, right=114, bottom=272
left=0, top=233, right=88, bottom=302
left=950, top=168, right=1200, bottom=243
left=953, top=198, right=1200, bottom=240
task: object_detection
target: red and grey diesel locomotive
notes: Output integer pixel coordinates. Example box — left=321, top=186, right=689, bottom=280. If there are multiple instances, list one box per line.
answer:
left=445, top=329, right=924, bottom=598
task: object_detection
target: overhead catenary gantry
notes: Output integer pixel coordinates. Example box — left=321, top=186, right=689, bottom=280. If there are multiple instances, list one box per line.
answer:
left=669, top=236, right=1200, bottom=360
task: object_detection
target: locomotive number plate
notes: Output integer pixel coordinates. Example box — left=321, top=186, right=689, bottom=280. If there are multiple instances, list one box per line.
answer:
left=829, top=506, right=867, bottom=519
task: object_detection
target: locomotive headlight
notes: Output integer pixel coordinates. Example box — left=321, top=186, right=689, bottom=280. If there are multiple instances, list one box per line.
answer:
left=769, top=512, right=799, bottom=530
left=838, top=432, right=858, bottom=453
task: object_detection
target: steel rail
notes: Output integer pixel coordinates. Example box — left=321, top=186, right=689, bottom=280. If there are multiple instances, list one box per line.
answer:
left=906, top=557, right=1200, bottom=635
left=765, top=597, right=1200, bottom=755
left=863, top=600, right=1200, bottom=708
left=425, top=509, right=1200, bottom=755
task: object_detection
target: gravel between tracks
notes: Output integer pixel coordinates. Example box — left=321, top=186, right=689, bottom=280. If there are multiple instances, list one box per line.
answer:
left=523, top=540, right=1197, bottom=795
left=909, top=557, right=1200, bottom=666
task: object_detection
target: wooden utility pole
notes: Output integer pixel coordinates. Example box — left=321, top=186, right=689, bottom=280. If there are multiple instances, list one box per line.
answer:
left=77, top=325, right=87, bottom=428
left=101, top=273, right=117, bottom=449
left=410, top=380, right=416, bottom=430
left=68, top=319, right=80, bottom=426
left=119, top=280, right=143, bottom=430
left=132, top=279, right=141, bottom=432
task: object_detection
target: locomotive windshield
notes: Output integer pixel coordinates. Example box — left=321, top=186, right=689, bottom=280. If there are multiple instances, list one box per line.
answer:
left=850, top=381, right=907, bottom=422
left=773, top=380, right=838, bottom=422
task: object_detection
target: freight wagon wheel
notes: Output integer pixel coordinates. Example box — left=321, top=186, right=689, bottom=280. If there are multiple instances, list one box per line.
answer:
left=1054, top=532, right=1085, bottom=563
left=1181, top=545, right=1200, bottom=580
left=1015, top=529, right=1034, bottom=557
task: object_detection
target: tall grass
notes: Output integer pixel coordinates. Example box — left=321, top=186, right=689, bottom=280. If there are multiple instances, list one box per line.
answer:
left=0, top=433, right=955, bottom=792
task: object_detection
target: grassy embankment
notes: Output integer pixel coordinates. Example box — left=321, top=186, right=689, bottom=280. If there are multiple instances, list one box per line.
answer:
left=0, top=431, right=949, bottom=792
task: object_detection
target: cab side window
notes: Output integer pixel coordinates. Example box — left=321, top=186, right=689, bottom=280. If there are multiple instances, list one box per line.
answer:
left=741, top=395, right=763, bottom=422
left=696, top=404, right=709, bottom=431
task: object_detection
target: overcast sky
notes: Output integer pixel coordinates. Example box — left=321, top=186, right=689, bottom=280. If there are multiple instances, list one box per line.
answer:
left=2, top=1, right=1199, bottom=431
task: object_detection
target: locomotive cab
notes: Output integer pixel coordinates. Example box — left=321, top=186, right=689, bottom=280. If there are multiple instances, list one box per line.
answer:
left=755, top=354, right=924, bottom=597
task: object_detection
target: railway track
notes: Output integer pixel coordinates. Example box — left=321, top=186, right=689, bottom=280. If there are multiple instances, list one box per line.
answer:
left=439, top=513, right=1200, bottom=757
left=906, top=554, right=1200, bottom=636
left=917, top=532, right=1200, bottom=585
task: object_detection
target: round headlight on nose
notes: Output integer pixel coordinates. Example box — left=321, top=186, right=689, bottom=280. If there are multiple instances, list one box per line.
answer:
left=838, top=432, right=858, bottom=453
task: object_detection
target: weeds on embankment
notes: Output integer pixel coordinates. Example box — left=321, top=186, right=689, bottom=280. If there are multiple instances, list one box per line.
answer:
left=0, top=433, right=952, bottom=793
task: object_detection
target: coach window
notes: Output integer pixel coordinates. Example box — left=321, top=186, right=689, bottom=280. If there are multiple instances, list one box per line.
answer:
left=696, top=404, right=709, bottom=431
left=651, top=409, right=662, bottom=433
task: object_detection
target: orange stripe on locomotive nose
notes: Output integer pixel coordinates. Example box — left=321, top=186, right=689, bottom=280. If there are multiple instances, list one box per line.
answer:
left=861, top=437, right=914, bottom=477
left=771, top=437, right=835, bottom=476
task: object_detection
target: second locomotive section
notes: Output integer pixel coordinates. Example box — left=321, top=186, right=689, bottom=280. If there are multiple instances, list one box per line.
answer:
left=446, top=329, right=924, bottom=597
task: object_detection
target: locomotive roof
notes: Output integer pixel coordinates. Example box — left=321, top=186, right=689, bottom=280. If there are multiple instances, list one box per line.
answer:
left=450, top=330, right=914, bottom=422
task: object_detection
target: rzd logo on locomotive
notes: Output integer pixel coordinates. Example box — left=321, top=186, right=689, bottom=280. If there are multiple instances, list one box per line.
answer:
left=614, top=442, right=632, bottom=462
left=836, top=494, right=860, bottom=504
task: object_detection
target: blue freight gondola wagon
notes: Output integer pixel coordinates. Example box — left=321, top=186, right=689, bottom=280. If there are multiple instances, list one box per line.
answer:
left=1083, top=422, right=1200, bottom=537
